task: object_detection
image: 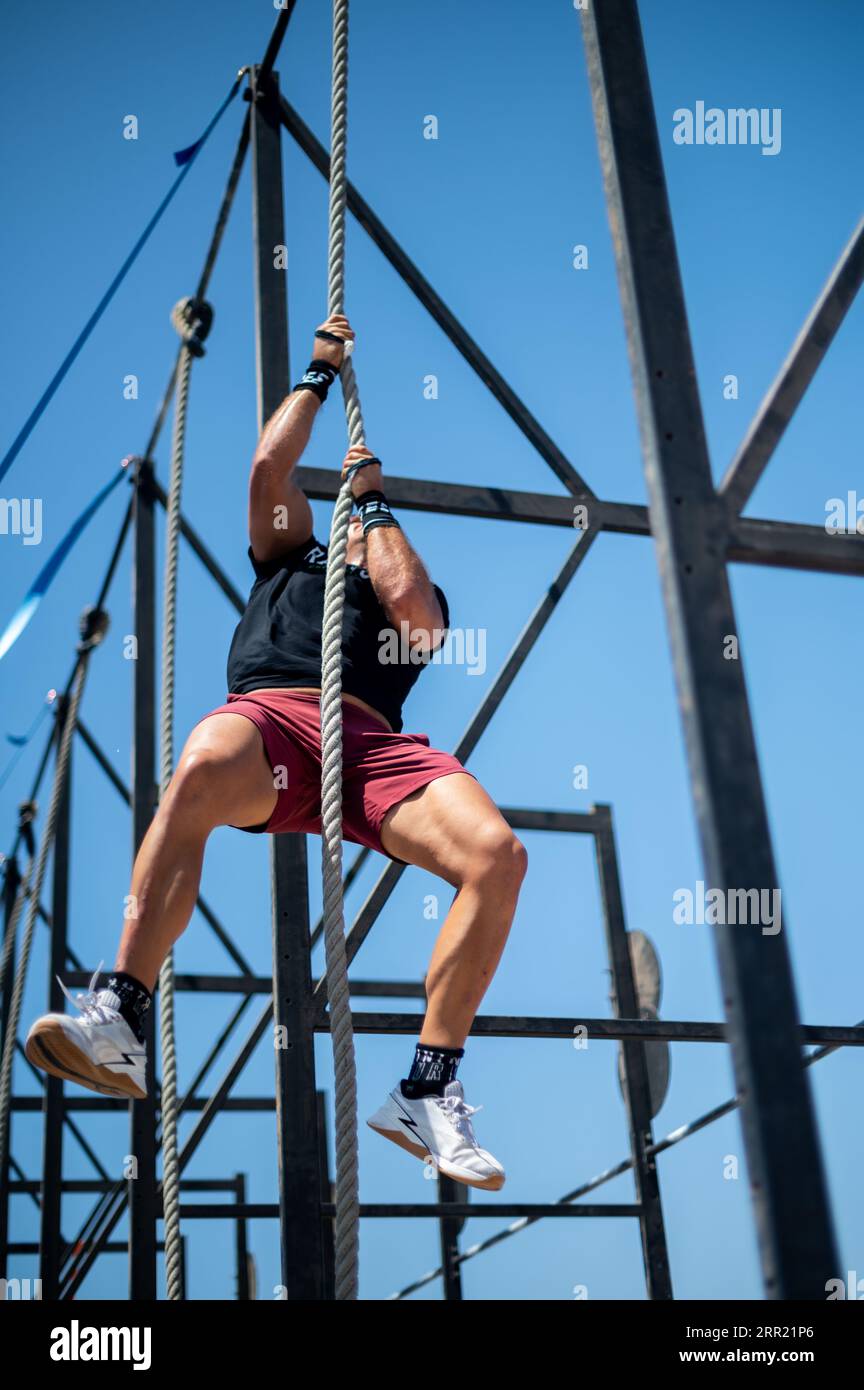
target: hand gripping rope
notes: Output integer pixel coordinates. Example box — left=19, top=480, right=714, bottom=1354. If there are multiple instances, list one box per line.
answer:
left=320, top=0, right=363, bottom=1303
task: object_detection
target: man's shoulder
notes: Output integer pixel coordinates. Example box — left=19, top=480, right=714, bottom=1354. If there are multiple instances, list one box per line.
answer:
left=247, top=533, right=324, bottom=581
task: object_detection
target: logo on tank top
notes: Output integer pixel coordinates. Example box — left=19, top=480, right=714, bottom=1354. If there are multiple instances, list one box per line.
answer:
left=303, top=542, right=328, bottom=570
left=303, top=541, right=369, bottom=581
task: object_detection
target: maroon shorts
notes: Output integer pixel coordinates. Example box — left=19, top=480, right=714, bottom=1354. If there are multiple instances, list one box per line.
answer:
left=194, top=689, right=476, bottom=863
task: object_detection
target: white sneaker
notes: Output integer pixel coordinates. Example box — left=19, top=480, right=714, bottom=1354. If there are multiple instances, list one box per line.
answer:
left=367, top=1079, right=505, bottom=1191
left=24, top=965, right=147, bottom=1100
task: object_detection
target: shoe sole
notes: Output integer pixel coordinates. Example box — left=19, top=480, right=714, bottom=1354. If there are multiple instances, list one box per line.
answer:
left=25, top=1021, right=146, bottom=1101
left=366, top=1120, right=506, bottom=1192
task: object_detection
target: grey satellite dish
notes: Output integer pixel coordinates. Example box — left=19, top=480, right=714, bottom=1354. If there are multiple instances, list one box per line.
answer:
left=627, top=930, right=662, bottom=1012
left=616, top=932, right=670, bottom=1118
left=617, top=1003, right=671, bottom=1118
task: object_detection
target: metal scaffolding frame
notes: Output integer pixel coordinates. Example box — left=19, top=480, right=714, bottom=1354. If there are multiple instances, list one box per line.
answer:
left=1, top=0, right=863, bottom=1301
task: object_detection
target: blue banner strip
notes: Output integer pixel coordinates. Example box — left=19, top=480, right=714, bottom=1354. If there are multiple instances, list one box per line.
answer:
left=0, top=75, right=242, bottom=489
left=0, top=464, right=128, bottom=662
left=0, top=694, right=56, bottom=792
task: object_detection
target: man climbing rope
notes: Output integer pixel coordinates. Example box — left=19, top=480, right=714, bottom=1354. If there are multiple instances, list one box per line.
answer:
left=24, top=316, right=527, bottom=1192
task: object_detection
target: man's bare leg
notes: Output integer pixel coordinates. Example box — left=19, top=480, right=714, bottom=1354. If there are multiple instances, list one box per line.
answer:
left=116, top=713, right=278, bottom=990
left=379, top=772, right=528, bottom=1048
left=24, top=712, right=279, bottom=1099
left=369, top=772, right=524, bottom=1189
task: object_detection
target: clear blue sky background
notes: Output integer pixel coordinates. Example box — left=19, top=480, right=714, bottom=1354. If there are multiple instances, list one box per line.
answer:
left=1, top=0, right=862, bottom=1301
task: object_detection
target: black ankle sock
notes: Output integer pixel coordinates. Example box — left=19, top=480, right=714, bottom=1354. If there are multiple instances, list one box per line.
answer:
left=400, top=1043, right=464, bottom=1100
left=101, top=970, right=152, bottom=1044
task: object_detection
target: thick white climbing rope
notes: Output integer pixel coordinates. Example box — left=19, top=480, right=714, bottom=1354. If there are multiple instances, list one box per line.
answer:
left=0, top=848, right=34, bottom=1013
left=320, top=0, right=362, bottom=1303
left=158, top=299, right=211, bottom=1301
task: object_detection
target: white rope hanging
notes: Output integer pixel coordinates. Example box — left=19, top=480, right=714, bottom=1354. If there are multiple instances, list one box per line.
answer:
left=158, top=298, right=212, bottom=1301
left=319, top=0, right=362, bottom=1303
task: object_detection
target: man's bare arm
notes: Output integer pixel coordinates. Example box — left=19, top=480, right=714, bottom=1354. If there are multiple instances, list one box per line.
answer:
left=248, top=315, right=354, bottom=562
left=366, top=526, right=447, bottom=656
left=342, top=446, right=447, bottom=655
left=249, top=392, right=317, bottom=561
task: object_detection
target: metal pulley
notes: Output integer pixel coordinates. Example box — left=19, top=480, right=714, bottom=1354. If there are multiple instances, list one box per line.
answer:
left=171, top=297, right=214, bottom=357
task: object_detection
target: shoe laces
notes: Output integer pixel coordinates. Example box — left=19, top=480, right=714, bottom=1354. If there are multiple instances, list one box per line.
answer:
left=434, top=1093, right=483, bottom=1143
left=56, top=960, right=117, bottom=1025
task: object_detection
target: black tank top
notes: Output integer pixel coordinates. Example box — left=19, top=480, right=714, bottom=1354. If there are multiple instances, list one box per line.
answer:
left=226, top=534, right=450, bottom=734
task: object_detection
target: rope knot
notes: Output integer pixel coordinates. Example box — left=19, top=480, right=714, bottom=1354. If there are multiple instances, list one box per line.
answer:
left=171, top=297, right=214, bottom=357
left=77, top=606, right=110, bottom=652
left=17, top=800, right=37, bottom=856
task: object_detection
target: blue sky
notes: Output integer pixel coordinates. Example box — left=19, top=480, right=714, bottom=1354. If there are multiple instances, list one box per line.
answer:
left=1, top=0, right=862, bottom=1300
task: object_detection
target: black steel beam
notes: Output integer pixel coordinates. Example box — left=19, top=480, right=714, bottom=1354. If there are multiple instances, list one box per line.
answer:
left=279, top=97, right=593, bottom=501
left=77, top=720, right=130, bottom=800
left=10, top=1242, right=167, bottom=1256
left=64, top=971, right=427, bottom=998
left=11, top=1178, right=238, bottom=1195
left=196, top=115, right=252, bottom=306
left=330, top=1203, right=640, bottom=1220
left=12, top=1096, right=279, bottom=1113
left=296, top=465, right=584, bottom=526
left=720, top=215, right=864, bottom=514
left=177, top=1203, right=641, bottom=1220
left=234, top=1173, right=250, bottom=1301
left=580, top=0, right=839, bottom=1299
left=297, top=467, right=864, bottom=576
left=728, top=518, right=864, bottom=578
left=438, top=1174, right=465, bottom=1301
left=501, top=808, right=601, bottom=834
left=594, top=807, right=672, bottom=1299
left=258, top=0, right=296, bottom=82
left=316, top=1090, right=335, bottom=1301
left=250, top=63, right=325, bottom=1301
left=129, top=458, right=159, bottom=1301
left=13, top=1010, right=862, bottom=1066
left=316, top=1013, right=864, bottom=1046
left=251, top=70, right=290, bottom=420
left=0, top=853, right=20, bottom=1274
left=38, top=700, right=72, bottom=1298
